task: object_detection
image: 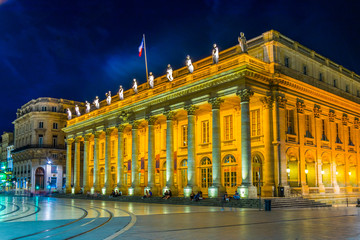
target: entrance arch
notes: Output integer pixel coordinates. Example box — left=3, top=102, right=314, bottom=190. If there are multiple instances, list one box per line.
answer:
left=200, top=157, right=212, bottom=192
left=35, top=167, right=45, bottom=190
left=179, top=159, right=188, bottom=189
left=252, top=153, right=263, bottom=195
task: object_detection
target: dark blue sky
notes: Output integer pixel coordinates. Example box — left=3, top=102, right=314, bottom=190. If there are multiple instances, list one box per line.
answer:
left=0, top=0, right=359, bottom=132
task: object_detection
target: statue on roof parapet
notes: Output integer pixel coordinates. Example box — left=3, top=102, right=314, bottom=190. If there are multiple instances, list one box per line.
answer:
left=133, top=79, right=138, bottom=94
left=93, top=96, right=100, bottom=109
left=212, top=44, right=219, bottom=64
left=148, top=72, right=154, bottom=88
left=75, top=105, right=81, bottom=116
left=167, top=64, right=173, bottom=81
left=106, top=91, right=111, bottom=105
left=66, top=108, right=72, bottom=120
left=186, top=55, right=194, bottom=73
left=118, top=85, right=124, bottom=100
left=238, top=32, right=248, bottom=53
left=85, top=101, right=91, bottom=113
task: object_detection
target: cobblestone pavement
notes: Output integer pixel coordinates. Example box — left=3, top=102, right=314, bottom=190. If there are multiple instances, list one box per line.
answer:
left=0, top=195, right=359, bottom=240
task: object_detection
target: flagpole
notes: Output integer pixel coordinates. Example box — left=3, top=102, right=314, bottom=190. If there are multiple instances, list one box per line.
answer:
left=143, top=33, right=149, bottom=81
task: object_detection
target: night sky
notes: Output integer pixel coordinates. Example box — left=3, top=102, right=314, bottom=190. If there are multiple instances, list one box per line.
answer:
left=0, top=0, right=360, bottom=133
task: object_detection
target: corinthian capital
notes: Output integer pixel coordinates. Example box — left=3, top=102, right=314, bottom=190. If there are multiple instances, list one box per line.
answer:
left=296, top=99, right=305, bottom=114
left=313, top=104, right=321, bottom=118
left=208, top=97, right=223, bottom=109
left=275, top=94, right=287, bottom=109
left=184, top=105, right=198, bottom=115
left=237, top=89, right=254, bottom=102
left=163, top=110, right=176, bottom=120
left=146, top=115, right=158, bottom=125
left=84, top=134, right=92, bottom=142
left=130, top=120, right=141, bottom=129
left=261, top=96, right=273, bottom=109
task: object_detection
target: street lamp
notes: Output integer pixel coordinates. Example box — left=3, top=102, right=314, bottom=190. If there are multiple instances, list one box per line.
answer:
left=47, top=159, right=52, bottom=194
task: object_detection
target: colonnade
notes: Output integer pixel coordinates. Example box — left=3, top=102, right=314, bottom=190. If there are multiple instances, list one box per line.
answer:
left=65, top=89, right=262, bottom=198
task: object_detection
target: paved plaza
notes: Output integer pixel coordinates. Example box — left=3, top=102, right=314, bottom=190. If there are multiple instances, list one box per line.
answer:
left=0, top=196, right=359, bottom=239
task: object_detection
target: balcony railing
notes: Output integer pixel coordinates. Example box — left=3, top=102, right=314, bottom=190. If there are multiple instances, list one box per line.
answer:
left=12, top=144, right=66, bottom=153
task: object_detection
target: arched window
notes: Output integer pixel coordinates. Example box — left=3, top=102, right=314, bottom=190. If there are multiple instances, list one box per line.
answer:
left=100, top=167, right=105, bottom=187
left=35, top=167, right=45, bottom=190
left=252, top=154, right=263, bottom=189
left=179, top=159, right=188, bottom=188
left=222, top=155, right=237, bottom=188
left=200, top=157, right=212, bottom=188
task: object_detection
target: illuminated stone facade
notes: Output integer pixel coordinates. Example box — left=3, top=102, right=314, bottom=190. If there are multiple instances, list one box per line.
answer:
left=63, top=30, right=360, bottom=197
left=12, top=97, right=84, bottom=194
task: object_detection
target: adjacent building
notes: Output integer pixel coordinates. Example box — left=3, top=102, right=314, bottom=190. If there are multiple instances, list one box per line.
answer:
left=12, top=97, right=84, bottom=194
left=63, top=30, right=360, bottom=198
left=0, top=132, right=14, bottom=191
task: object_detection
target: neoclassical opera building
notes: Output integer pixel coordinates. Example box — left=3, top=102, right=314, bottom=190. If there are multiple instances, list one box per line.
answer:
left=64, top=30, right=360, bottom=198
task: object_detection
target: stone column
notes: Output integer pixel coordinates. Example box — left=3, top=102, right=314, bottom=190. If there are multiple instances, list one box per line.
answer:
left=129, top=121, right=141, bottom=195
left=146, top=116, right=157, bottom=193
left=74, top=137, right=81, bottom=193
left=184, top=105, right=197, bottom=197
left=164, top=110, right=177, bottom=194
left=104, top=128, right=113, bottom=194
left=65, top=138, right=74, bottom=193
left=261, top=96, right=275, bottom=197
left=236, top=89, right=257, bottom=198
left=92, top=131, right=101, bottom=192
left=83, top=134, right=91, bottom=193
left=208, top=97, right=224, bottom=198
left=116, top=125, right=126, bottom=193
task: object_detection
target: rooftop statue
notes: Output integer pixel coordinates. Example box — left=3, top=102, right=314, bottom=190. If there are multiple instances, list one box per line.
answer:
left=148, top=72, right=154, bottom=88
left=85, top=101, right=91, bottom=113
left=66, top=108, right=72, bottom=120
left=106, top=91, right=111, bottom=105
left=133, top=79, right=138, bottom=94
left=118, top=85, right=124, bottom=100
left=212, top=44, right=219, bottom=64
left=186, top=55, right=194, bottom=73
left=167, top=64, right=173, bottom=81
left=93, top=96, right=100, bottom=109
left=238, top=32, right=248, bottom=53
left=75, top=105, right=81, bottom=116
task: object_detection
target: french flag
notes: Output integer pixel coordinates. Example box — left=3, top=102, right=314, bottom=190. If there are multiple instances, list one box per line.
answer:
left=138, top=37, right=144, bottom=57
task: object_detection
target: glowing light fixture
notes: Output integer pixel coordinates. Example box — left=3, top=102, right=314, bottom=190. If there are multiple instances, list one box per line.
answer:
left=336, top=171, right=338, bottom=175
left=321, top=170, right=324, bottom=175
left=349, top=171, right=351, bottom=176
left=305, top=169, right=309, bottom=174
left=286, top=168, right=290, bottom=173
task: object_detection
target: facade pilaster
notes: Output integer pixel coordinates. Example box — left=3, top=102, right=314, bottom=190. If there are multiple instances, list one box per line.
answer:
left=116, top=125, right=126, bottom=193
left=236, top=89, right=257, bottom=198
left=261, top=96, right=275, bottom=196
left=65, top=138, right=74, bottom=193
left=83, top=134, right=91, bottom=193
left=184, top=105, right=198, bottom=197
left=208, top=97, right=224, bottom=197
left=296, top=100, right=306, bottom=188
left=73, top=137, right=81, bottom=193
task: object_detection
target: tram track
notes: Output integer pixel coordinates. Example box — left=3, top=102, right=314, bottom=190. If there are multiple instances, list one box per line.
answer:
left=0, top=203, right=6, bottom=212
left=0, top=203, right=20, bottom=217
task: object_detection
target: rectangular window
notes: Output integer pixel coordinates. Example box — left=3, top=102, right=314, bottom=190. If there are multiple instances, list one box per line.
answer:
left=42, top=106, right=47, bottom=111
left=224, top=115, right=233, bottom=140
left=53, top=123, right=58, bottom=129
left=201, top=120, right=210, bottom=143
left=305, top=115, right=312, bottom=138
left=38, top=121, right=44, bottom=129
left=303, top=65, right=307, bottom=75
left=38, top=134, right=43, bottom=146
left=52, top=153, right=58, bottom=159
left=333, top=79, right=337, bottom=87
left=50, top=177, right=57, bottom=187
left=319, top=73, right=323, bottom=82
left=349, top=126, right=354, bottom=146
left=52, top=135, right=58, bottom=147
left=286, top=109, right=295, bottom=134
left=346, top=84, right=350, bottom=93
left=250, top=109, right=261, bottom=137
left=52, top=106, right=57, bottom=112
left=284, top=57, right=289, bottom=68
left=335, top=123, right=342, bottom=143
left=181, top=125, right=188, bottom=147
left=357, top=90, right=360, bottom=97
left=321, top=119, right=328, bottom=141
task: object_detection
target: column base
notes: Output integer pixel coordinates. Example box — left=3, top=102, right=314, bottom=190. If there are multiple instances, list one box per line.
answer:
left=65, top=187, right=72, bottom=194
left=103, top=186, right=113, bottom=195
left=128, top=186, right=142, bottom=196
left=208, top=185, right=226, bottom=198
left=144, top=186, right=158, bottom=196
left=319, top=184, right=325, bottom=194
left=237, top=185, right=257, bottom=199
left=115, top=186, right=127, bottom=196
left=183, top=186, right=193, bottom=198
left=82, top=187, right=91, bottom=194
left=162, top=185, right=178, bottom=196
left=301, top=185, right=309, bottom=196
left=74, top=186, right=81, bottom=194
left=261, top=185, right=275, bottom=197
left=333, top=184, right=340, bottom=194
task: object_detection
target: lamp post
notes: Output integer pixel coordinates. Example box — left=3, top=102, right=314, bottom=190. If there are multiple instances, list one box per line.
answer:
left=47, top=159, right=52, bottom=194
